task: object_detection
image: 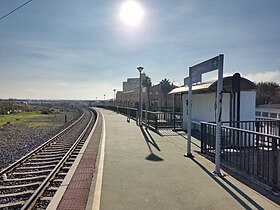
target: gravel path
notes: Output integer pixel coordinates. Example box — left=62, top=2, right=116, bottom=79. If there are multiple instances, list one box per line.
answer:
left=0, top=109, right=81, bottom=170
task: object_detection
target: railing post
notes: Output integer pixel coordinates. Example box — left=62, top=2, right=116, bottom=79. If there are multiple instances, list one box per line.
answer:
left=272, top=138, right=278, bottom=192
left=155, top=114, right=158, bottom=131
left=136, top=110, right=139, bottom=126
left=173, top=113, right=176, bottom=130
left=201, top=123, right=205, bottom=153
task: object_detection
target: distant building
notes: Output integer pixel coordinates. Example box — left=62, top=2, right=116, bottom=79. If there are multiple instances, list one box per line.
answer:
left=122, top=73, right=146, bottom=92
left=116, top=89, right=139, bottom=108
left=116, top=82, right=178, bottom=111
left=146, top=83, right=178, bottom=111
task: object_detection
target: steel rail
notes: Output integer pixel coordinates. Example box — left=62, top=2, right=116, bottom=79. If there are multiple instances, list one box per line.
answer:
left=0, top=110, right=85, bottom=177
left=21, top=109, right=95, bottom=210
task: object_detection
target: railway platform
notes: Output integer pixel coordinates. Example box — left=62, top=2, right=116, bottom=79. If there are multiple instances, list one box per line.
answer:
left=49, top=108, right=280, bottom=210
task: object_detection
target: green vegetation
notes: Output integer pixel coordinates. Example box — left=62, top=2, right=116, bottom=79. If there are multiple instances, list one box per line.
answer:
left=0, top=111, right=63, bottom=127
left=256, top=81, right=280, bottom=105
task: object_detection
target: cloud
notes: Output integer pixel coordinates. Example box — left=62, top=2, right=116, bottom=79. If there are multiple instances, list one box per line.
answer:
left=243, top=71, right=280, bottom=84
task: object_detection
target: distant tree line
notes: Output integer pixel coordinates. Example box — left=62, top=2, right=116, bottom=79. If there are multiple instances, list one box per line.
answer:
left=0, top=103, right=34, bottom=115
left=256, top=81, right=280, bottom=105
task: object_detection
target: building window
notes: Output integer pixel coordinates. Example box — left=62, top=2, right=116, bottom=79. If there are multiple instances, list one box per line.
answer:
left=255, top=111, right=261, bottom=116
left=270, top=113, right=277, bottom=118
left=262, top=112, right=268, bottom=117
left=149, top=92, right=152, bottom=95
left=155, top=92, right=158, bottom=95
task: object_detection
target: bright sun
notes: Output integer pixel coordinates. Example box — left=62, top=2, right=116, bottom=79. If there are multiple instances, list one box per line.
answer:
left=120, top=1, right=144, bottom=27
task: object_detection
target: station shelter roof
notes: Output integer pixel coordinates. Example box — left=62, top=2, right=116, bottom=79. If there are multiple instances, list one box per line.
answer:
left=169, top=74, right=256, bottom=95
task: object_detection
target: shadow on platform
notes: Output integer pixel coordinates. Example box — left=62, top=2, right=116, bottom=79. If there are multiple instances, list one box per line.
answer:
left=191, top=158, right=265, bottom=210
left=140, top=126, right=163, bottom=162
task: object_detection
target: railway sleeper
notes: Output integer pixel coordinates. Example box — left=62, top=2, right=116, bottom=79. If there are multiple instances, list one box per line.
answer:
left=28, top=157, right=63, bottom=162
left=60, top=167, right=70, bottom=173
left=16, top=164, right=56, bottom=171
left=38, top=150, right=68, bottom=155
left=57, top=172, right=68, bottom=176
left=4, top=175, right=46, bottom=182
left=0, top=189, right=34, bottom=199
left=67, top=157, right=76, bottom=162
left=64, top=162, right=74, bottom=166
left=11, top=170, right=52, bottom=178
left=34, top=154, right=64, bottom=159
left=12, top=169, right=52, bottom=175
left=0, top=201, right=25, bottom=209
left=40, top=196, right=53, bottom=201
left=46, top=186, right=59, bottom=191
left=22, top=160, right=60, bottom=166
left=52, top=178, right=64, bottom=183
left=0, top=181, right=40, bottom=190
left=43, top=146, right=71, bottom=151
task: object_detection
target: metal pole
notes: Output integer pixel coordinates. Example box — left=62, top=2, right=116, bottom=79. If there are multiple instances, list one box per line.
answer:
left=185, top=68, right=193, bottom=158
left=137, top=67, right=144, bottom=126
left=214, top=54, right=224, bottom=175
left=140, top=72, right=142, bottom=126
left=173, top=93, right=175, bottom=130
left=113, top=89, right=116, bottom=106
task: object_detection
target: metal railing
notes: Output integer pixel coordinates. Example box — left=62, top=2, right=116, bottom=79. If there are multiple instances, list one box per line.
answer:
left=142, top=111, right=183, bottom=130
left=98, top=105, right=138, bottom=121
left=221, top=119, right=280, bottom=136
left=201, top=121, right=280, bottom=191
left=98, top=105, right=183, bottom=130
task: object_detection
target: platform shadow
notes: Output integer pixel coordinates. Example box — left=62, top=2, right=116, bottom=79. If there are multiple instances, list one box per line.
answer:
left=191, top=158, right=264, bottom=210
left=140, top=126, right=163, bottom=162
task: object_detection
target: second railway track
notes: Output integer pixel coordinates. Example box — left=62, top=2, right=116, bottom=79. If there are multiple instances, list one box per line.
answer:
left=0, top=108, right=97, bottom=210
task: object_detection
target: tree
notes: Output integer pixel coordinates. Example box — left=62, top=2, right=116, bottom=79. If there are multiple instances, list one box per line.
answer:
left=142, top=75, right=152, bottom=110
left=256, top=81, right=279, bottom=105
left=160, top=78, right=172, bottom=109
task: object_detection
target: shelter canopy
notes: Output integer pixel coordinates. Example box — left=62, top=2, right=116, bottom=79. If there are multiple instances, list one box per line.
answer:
left=169, top=73, right=256, bottom=95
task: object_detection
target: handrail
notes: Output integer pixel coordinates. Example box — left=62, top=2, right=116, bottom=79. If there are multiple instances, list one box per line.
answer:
left=201, top=121, right=280, bottom=139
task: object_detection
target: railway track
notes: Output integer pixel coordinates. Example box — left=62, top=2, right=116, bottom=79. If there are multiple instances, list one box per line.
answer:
left=0, top=109, right=96, bottom=209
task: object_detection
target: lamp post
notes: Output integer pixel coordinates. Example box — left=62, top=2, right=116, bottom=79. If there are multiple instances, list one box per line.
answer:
left=113, top=89, right=116, bottom=106
left=137, top=66, right=144, bottom=126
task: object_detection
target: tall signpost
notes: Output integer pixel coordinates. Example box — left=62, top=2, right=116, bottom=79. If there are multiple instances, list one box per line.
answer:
left=187, top=54, right=224, bottom=176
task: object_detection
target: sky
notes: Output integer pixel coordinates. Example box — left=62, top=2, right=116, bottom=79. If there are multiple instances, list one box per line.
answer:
left=0, top=0, right=279, bottom=100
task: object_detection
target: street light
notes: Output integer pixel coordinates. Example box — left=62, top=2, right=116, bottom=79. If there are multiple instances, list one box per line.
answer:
left=113, top=89, right=116, bottom=106
left=137, top=66, right=144, bottom=126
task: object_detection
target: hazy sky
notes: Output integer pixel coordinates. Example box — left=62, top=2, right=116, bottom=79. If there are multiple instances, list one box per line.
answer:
left=0, top=0, right=279, bottom=100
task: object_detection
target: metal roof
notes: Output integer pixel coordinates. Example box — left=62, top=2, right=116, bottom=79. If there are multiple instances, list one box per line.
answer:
left=169, top=82, right=212, bottom=94
left=169, top=74, right=256, bottom=95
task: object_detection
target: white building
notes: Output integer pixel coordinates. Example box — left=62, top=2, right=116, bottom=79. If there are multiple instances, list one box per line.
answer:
left=169, top=73, right=256, bottom=130
left=123, top=73, right=146, bottom=91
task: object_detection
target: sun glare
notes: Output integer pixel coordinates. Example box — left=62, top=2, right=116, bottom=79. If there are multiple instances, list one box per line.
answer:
left=120, top=1, right=144, bottom=27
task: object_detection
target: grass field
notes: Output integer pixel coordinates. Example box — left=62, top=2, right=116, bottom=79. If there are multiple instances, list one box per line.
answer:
left=0, top=112, right=63, bottom=127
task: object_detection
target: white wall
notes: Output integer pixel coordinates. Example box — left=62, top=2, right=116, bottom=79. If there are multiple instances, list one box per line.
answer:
left=182, top=92, right=231, bottom=130
left=240, top=91, right=256, bottom=121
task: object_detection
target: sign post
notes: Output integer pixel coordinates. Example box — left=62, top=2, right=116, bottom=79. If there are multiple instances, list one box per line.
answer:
left=187, top=55, right=224, bottom=176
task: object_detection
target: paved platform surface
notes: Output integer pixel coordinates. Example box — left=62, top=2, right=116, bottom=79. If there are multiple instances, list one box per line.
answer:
left=86, top=108, right=280, bottom=210
left=52, top=108, right=279, bottom=210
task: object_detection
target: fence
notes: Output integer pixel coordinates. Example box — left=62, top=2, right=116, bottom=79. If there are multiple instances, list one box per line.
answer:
left=201, top=121, right=280, bottom=191
left=97, top=105, right=183, bottom=130
left=221, top=119, right=280, bottom=136
left=98, top=105, right=138, bottom=121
